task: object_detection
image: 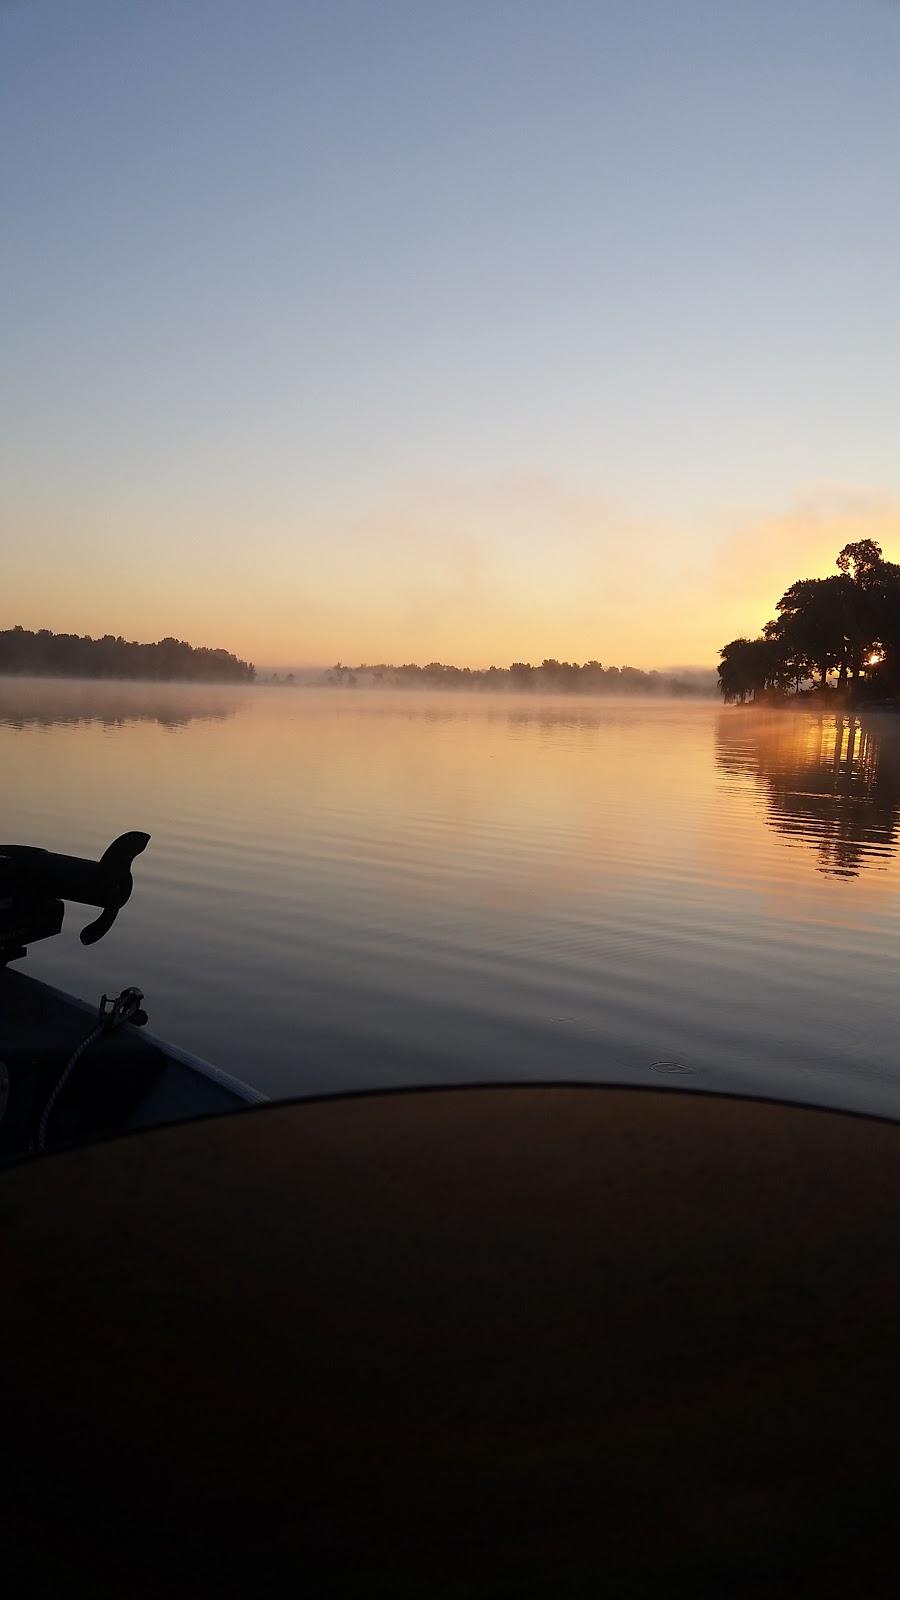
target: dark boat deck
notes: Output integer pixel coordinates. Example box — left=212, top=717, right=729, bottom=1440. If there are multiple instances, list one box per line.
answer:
left=3, top=1084, right=900, bottom=1595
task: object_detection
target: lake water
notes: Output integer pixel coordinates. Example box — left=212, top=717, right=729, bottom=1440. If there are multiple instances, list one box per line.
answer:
left=4, top=678, right=900, bottom=1115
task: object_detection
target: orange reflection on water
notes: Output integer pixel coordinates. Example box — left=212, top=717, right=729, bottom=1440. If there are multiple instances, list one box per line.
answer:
left=715, top=709, right=900, bottom=887
left=7, top=680, right=900, bottom=1111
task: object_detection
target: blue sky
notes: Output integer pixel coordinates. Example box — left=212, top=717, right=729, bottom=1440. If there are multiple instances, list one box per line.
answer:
left=3, top=0, right=899, bottom=665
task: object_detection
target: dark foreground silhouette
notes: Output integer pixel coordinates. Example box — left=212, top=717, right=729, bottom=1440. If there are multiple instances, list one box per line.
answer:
left=0, top=626, right=255, bottom=683
left=5, top=1086, right=900, bottom=1598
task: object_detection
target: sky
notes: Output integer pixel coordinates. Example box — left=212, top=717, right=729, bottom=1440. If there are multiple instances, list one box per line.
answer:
left=3, top=0, right=899, bottom=669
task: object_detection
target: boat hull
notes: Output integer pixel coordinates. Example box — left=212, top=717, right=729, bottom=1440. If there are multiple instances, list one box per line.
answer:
left=0, top=966, right=265, bottom=1160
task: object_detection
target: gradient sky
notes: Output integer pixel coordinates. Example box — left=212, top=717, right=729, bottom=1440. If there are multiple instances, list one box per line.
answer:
left=3, top=0, right=899, bottom=668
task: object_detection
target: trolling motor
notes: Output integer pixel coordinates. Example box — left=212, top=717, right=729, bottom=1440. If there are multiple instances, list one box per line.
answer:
left=0, top=832, right=150, bottom=964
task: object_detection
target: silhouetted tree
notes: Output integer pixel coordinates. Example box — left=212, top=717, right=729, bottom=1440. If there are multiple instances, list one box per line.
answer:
left=836, top=539, right=885, bottom=589
left=765, top=576, right=854, bottom=687
left=718, top=637, right=784, bottom=703
left=718, top=537, right=900, bottom=703
left=324, top=659, right=707, bottom=696
left=0, top=627, right=255, bottom=683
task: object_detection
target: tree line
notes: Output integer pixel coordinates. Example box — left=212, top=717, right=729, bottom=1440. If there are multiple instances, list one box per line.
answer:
left=0, top=626, right=255, bottom=683
left=327, top=660, right=708, bottom=695
left=719, top=540, right=899, bottom=704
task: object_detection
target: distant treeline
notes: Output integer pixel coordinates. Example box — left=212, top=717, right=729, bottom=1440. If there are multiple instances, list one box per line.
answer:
left=0, top=627, right=255, bottom=683
left=324, top=660, right=710, bottom=695
left=719, top=540, right=900, bottom=705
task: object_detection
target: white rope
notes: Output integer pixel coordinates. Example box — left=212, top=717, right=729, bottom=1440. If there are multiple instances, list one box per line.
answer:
left=36, top=1021, right=105, bottom=1152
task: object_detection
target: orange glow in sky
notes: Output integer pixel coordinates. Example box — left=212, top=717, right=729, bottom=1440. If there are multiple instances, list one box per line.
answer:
left=6, top=480, right=900, bottom=671
left=4, top=5, right=900, bottom=672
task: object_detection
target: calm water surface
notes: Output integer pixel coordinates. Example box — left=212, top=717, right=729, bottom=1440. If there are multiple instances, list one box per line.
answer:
left=4, top=678, right=900, bottom=1114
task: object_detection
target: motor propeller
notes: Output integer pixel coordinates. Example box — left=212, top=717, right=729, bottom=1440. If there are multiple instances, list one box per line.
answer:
left=0, top=832, right=150, bottom=962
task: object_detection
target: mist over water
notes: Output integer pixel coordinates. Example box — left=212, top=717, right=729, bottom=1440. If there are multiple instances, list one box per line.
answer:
left=4, top=679, right=900, bottom=1115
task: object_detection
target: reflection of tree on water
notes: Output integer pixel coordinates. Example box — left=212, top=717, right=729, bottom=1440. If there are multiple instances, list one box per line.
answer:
left=716, top=713, right=900, bottom=877
left=0, top=680, right=239, bottom=731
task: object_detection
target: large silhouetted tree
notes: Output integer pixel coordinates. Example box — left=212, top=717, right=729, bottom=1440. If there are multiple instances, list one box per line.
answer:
left=721, top=539, right=900, bottom=703
left=764, top=575, right=853, bottom=687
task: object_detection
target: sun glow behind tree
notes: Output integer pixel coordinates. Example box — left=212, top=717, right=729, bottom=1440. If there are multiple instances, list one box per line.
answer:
left=718, top=542, right=900, bottom=704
